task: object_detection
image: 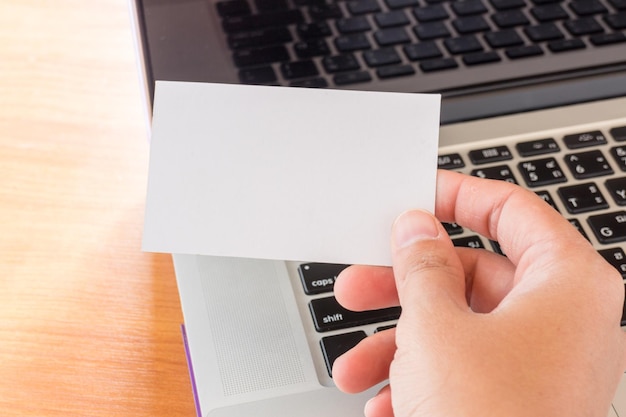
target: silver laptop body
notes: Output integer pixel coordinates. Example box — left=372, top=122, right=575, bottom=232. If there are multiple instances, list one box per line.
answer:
left=168, top=97, right=626, bottom=417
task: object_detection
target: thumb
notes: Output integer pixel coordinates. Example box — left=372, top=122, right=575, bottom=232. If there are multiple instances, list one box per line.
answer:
left=391, top=209, right=469, bottom=318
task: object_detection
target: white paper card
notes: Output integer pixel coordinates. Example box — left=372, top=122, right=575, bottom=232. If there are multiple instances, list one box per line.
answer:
left=143, top=81, right=440, bottom=266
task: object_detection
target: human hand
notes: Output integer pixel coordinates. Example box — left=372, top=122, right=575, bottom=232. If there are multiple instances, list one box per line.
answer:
left=332, top=169, right=626, bottom=417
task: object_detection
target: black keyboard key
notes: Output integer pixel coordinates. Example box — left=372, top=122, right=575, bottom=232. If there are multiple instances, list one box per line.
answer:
left=568, top=218, right=590, bottom=240
left=490, top=0, right=527, bottom=9
left=310, top=3, right=343, bottom=20
left=611, top=126, right=626, bottom=142
left=610, top=0, right=626, bottom=10
left=557, top=182, right=608, bottom=214
left=320, top=331, right=367, bottom=376
left=453, top=16, right=491, bottom=33
left=233, top=45, right=290, bottom=67
left=297, top=21, right=332, bottom=39
left=375, top=10, right=411, bottom=27
left=505, top=44, right=544, bottom=58
left=217, top=0, right=251, bottom=17
left=444, top=35, right=484, bottom=54
left=536, top=190, right=560, bottom=212
left=564, top=150, right=614, bottom=179
left=548, top=38, right=586, bottom=52
left=612, top=146, right=626, bottom=171
left=222, top=9, right=304, bottom=33
left=438, top=153, right=466, bottom=169
left=387, top=0, right=419, bottom=7
left=414, top=22, right=451, bottom=39
left=485, top=29, right=524, bottom=47
left=323, top=54, right=361, bottom=72
left=256, top=0, right=289, bottom=11
left=294, top=39, right=330, bottom=58
left=598, top=248, right=626, bottom=278
left=228, top=27, right=292, bottom=49
left=281, top=60, right=319, bottom=79
left=452, top=0, right=488, bottom=15
left=364, top=48, right=402, bottom=66
left=290, top=77, right=329, bottom=87
left=413, top=4, right=449, bottom=21
left=376, top=324, right=396, bottom=332
left=404, top=42, right=444, bottom=60
left=605, top=177, right=626, bottom=205
left=469, top=145, right=513, bottom=164
left=531, top=4, right=568, bottom=21
left=348, top=0, right=381, bottom=14
left=375, top=27, right=412, bottom=45
left=516, top=138, right=560, bottom=156
left=564, top=17, right=604, bottom=36
left=239, top=66, right=278, bottom=83
left=570, top=0, right=607, bottom=15
left=453, top=235, right=486, bottom=248
left=335, top=34, right=372, bottom=51
left=310, top=296, right=401, bottom=332
left=492, top=10, right=530, bottom=27
left=377, top=64, right=416, bottom=78
left=419, top=57, right=459, bottom=71
left=490, top=240, right=506, bottom=255
left=334, top=70, right=373, bottom=85
left=299, top=263, right=349, bottom=295
left=587, top=211, right=626, bottom=244
left=471, top=165, right=518, bottom=183
left=463, top=50, right=501, bottom=65
left=337, top=17, right=372, bottom=33
left=605, top=12, right=626, bottom=29
left=518, top=157, right=567, bottom=187
left=563, top=130, right=608, bottom=149
left=443, top=222, right=464, bottom=235
left=590, top=32, right=626, bottom=45
left=524, top=23, right=564, bottom=41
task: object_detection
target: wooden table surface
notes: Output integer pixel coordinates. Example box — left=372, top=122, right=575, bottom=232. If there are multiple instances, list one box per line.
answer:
left=0, top=1, right=196, bottom=415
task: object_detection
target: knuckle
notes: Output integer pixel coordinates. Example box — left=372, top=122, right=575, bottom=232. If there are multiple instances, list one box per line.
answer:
left=402, top=247, right=456, bottom=278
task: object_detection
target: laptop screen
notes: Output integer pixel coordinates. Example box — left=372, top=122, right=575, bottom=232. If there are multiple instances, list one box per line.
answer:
left=130, top=0, right=626, bottom=123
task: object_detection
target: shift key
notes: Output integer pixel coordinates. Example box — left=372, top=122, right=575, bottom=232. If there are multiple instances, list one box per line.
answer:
left=309, top=296, right=401, bottom=332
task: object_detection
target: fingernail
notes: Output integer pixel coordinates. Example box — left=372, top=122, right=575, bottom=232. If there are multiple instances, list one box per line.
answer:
left=393, top=209, right=440, bottom=249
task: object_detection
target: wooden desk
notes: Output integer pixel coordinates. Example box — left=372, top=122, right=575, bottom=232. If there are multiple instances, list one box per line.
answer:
left=0, top=1, right=196, bottom=415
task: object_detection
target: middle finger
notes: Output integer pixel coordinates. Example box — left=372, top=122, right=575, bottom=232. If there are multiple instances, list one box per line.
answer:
left=335, top=248, right=516, bottom=313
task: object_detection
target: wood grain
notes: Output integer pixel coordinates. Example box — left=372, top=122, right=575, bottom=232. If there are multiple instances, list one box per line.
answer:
left=0, top=1, right=196, bottom=415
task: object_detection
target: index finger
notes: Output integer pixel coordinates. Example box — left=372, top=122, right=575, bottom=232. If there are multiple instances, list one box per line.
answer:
left=434, top=170, right=593, bottom=270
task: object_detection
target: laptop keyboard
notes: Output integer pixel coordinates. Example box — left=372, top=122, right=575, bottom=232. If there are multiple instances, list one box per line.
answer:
left=215, top=0, right=626, bottom=88
left=296, top=123, right=626, bottom=378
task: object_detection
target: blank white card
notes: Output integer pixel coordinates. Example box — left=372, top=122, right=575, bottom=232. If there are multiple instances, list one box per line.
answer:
left=143, top=81, right=440, bottom=266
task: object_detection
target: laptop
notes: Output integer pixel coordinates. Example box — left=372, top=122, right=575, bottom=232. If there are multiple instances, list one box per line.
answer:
left=129, top=0, right=626, bottom=416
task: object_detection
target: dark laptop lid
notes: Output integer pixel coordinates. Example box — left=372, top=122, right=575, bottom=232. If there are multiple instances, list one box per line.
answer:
left=130, top=0, right=626, bottom=124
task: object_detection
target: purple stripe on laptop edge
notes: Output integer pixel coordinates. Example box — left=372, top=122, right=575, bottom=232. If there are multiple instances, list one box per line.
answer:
left=181, top=324, right=202, bottom=417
